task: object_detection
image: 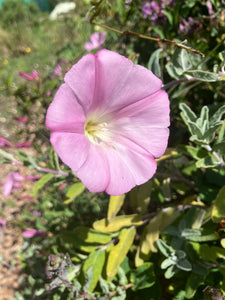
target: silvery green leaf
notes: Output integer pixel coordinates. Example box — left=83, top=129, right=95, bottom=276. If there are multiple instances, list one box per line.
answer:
left=161, top=258, right=175, bottom=269
left=181, top=229, right=201, bottom=238
left=175, top=250, right=186, bottom=260
left=147, top=48, right=162, bottom=78
left=216, top=119, right=225, bottom=144
left=172, top=48, right=192, bottom=75
left=213, top=142, right=225, bottom=156
left=164, top=265, right=177, bottom=279
left=156, top=239, right=174, bottom=257
left=196, top=155, right=219, bottom=168
left=179, top=103, right=197, bottom=122
left=176, top=259, right=192, bottom=271
left=210, top=105, right=225, bottom=125
left=184, top=70, right=218, bottom=82
left=166, top=62, right=180, bottom=80
left=219, top=50, right=225, bottom=64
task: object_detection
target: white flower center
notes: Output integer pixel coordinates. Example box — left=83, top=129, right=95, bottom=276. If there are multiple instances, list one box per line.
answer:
left=84, top=114, right=113, bottom=145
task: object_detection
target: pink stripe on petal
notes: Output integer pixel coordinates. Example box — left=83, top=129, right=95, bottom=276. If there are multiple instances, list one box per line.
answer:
left=76, top=145, right=110, bottom=193
left=50, top=132, right=90, bottom=171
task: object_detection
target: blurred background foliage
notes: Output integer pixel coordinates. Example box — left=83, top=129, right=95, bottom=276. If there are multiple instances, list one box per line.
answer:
left=1, top=0, right=225, bottom=299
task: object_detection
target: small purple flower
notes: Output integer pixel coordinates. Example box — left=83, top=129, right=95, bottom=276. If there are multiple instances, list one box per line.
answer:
left=32, top=210, right=42, bottom=217
left=142, top=3, right=152, bottom=19
left=22, top=228, right=47, bottom=238
left=51, top=64, right=62, bottom=77
left=0, top=218, right=7, bottom=228
left=18, top=70, right=39, bottom=81
left=3, top=171, right=23, bottom=198
left=179, top=17, right=202, bottom=36
left=84, top=32, right=106, bottom=51
left=0, top=137, right=12, bottom=147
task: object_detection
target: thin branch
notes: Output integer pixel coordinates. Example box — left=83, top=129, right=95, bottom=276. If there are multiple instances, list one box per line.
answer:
left=93, top=22, right=205, bottom=57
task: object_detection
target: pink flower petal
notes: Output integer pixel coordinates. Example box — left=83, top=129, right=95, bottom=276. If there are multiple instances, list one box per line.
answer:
left=46, top=83, right=86, bottom=132
left=105, top=146, right=157, bottom=195
left=22, top=228, right=47, bottom=238
left=91, top=49, right=162, bottom=112
left=3, top=172, right=23, bottom=198
left=114, top=90, right=170, bottom=157
left=64, top=54, right=96, bottom=114
left=76, top=144, right=110, bottom=193
left=0, top=137, right=12, bottom=147
left=16, top=142, right=32, bottom=148
left=50, top=132, right=90, bottom=171
left=0, top=218, right=7, bottom=228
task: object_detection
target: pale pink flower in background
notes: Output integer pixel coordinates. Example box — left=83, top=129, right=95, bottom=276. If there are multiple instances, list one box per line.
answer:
left=16, top=141, right=32, bottom=148
left=13, top=116, right=28, bottom=123
left=32, top=210, right=42, bottom=217
left=0, top=218, right=7, bottom=228
left=0, top=137, right=12, bottom=147
left=3, top=171, right=23, bottom=198
left=46, top=49, right=170, bottom=195
left=84, top=32, right=106, bottom=51
left=22, top=228, right=47, bottom=238
left=18, top=70, right=39, bottom=81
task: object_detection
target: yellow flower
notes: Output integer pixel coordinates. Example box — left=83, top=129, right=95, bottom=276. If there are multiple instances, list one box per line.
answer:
left=3, top=59, right=8, bottom=65
left=25, top=47, right=31, bottom=53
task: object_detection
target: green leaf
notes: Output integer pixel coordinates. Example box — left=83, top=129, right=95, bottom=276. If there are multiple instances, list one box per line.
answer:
left=210, top=105, right=225, bottom=125
left=216, top=119, right=225, bottom=144
left=31, top=173, right=54, bottom=196
left=185, top=273, right=204, bottom=299
left=140, top=208, right=180, bottom=254
left=161, top=258, right=174, bottom=269
left=72, top=226, right=112, bottom=244
left=186, top=232, right=219, bottom=242
left=116, top=0, right=125, bottom=19
left=164, top=265, right=177, bottom=279
left=107, top=194, right=125, bottom=222
left=212, top=185, right=225, bottom=223
left=61, top=231, right=98, bottom=253
left=0, top=149, right=17, bottom=162
left=93, top=214, right=143, bottom=233
left=156, top=239, right=174, bottom=258
left=147, top=48, right=162, bottom=78
left=184, top=70, right=218, bottom=82
left=106, top=227, right=136, bottom=280
left=180, top=103, right=197, bottom=123
left=166, top=62, right=180, bottom=80
left=64, top=182, right=85, bottom=204
left=176, top=259, right=192, bottom=271
left=173, top=48, right=192, bottom=75
left=196, top=154, right=219, bottom=168
left=130, top=262, right=155, bottom=291
left=82, top=250, right=105, bottom=292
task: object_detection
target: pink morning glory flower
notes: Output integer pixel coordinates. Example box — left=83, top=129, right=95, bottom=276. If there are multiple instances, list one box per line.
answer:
left=46, top=49, right=170, bottom=195
left=84, top=32, right=106, bottom=51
